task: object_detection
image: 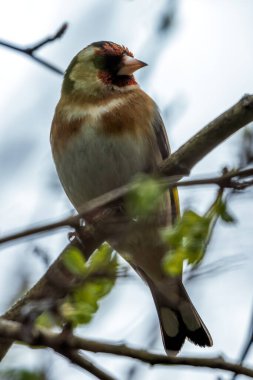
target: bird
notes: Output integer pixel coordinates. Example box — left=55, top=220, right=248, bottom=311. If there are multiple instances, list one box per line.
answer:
left=50, top=41, right=213, bottom=354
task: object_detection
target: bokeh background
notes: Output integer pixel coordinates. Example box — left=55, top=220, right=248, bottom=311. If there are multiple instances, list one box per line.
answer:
left=0, top=0, right=253, bottom=379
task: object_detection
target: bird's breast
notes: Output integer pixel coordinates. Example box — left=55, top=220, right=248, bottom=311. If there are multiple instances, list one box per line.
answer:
left=51, top=90, right=160, bottom=211
left=53, top=120, right=156, bottom=212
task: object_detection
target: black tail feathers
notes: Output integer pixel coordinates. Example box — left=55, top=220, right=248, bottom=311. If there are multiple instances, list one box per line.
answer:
left=149, top=280, right=213, bottom=354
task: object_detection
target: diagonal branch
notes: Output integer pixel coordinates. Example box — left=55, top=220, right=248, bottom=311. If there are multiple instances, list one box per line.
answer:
left=0, top=23, right=67, bottom=75
left=230, top=304, right=253, bottom=380
left=0, top=94, right=253, bottom=361
left=25, top=23, right=68, bottom=54
left=160, top=94, right=253, bottom=175
left=56, top=349, right=117, bottom=380
left=0, top=166, right=252, bottom=247
left=0, top=94, right=252, bottom=247
left=0, top=318, right=253, bottom=379
left=0, top=231, right=106, bottom=361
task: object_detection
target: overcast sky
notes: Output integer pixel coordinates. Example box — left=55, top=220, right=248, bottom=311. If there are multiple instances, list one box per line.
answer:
left=0, top=1, right=253, bottom=379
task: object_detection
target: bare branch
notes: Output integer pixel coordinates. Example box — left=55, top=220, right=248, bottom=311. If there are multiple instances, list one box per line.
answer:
left=160, top=94, right=253, bottom=175
left=177, top=167, right=253, bottom=189
left=1, top=95, right=253, bottom=361
left=25, top=23, right=68, bottom=54
left=185, top=254, right=245, bottom=283
left=0, top=318, right=252, bottom=379
left=230, top=304, right=253, bottom=380
left=0, top=230, right=107, bottom=360
left=0, top=167, right=252, bottom=247
left=56, top=350, right=117, bottom=380
left=0, top=23, right=67, bottom=75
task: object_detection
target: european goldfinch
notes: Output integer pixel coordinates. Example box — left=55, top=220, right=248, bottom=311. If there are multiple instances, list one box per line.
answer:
left=50, top=41, right=212, bottom=353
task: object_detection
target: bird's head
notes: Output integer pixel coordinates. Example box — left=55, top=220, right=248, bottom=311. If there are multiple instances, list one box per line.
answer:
left=62, top=41, right=147, bottom=99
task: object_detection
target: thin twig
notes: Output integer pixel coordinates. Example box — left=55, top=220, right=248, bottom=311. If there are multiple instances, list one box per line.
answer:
left=0, top=167, right=252, bottom=247
left=175, top=168, right=253, bottom=189
left=57, top=349, right=117, bottom=380
left=25, top=23, right=68, bottom=54
left=230, top=304, right=253, bottom=380
left=185, top=254, right=245, bottom=283
left=160, top=94, right=253, bottom=176
left=0, top=23, right=67, bottom=75
left=1, top=95, right=253, bottom=361
left=0, top=318, right=252, bottom=379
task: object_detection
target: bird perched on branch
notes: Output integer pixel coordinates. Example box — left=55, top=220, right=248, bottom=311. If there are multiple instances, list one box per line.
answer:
left=50, top=41, right=212, bottom=354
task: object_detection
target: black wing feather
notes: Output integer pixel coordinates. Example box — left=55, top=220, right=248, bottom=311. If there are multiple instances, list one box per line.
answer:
left=152, top=106, right=171, bottom=160
left=152, top=105, right=179, bottom=222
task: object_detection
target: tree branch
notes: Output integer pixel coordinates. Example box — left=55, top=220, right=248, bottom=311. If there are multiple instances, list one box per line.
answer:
left=0, top=167, right=252, bottom=246
left=0, top=95, right=253, bottom=361
left=0, top=318, right=252, bottom=379
left=160, top=94, right=253, bottom=175
left=0, top=23, right=67, bottom=75
left=0, top=232, right=106, bottom=361
left=56, top=350, right=117, bottom=380
left=25, top=23, right=68, bottom=54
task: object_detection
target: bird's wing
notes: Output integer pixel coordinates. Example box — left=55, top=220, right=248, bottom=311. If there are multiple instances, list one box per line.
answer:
left=152, top=106, right=180, bottom=222
left=152, top=106, right=171, bottom=160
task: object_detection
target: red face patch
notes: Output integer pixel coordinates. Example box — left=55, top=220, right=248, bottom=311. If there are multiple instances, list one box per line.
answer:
left=98, top=70, right=137, bottom=87
left=98, top=42, right=134, bottom=58
left=94, top=42, right=137, bottom=87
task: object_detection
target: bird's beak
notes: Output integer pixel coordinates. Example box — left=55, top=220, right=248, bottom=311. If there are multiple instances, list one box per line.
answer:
left=117, top=55, right=148, bottom=76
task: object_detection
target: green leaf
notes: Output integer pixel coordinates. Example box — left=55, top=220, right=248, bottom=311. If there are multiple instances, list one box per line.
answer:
left=162, top=249, right=185, bottom=276
left=60, top=301, right=95, bottom=325
left=35, top=243, right=118, bottom=329
left=63, top=246, right=86, bottom=275
left=162, top=210, right=213, bottom=276
left=62, top=277, right=116, bottom=327
left=162, top=193, right=236, bottom=276
left=214, top=199, right=236, bottom=223
left=126, top=174, right=165, bottom=217
left=35, top=312, right=55, bottom=329
left=61, top=243, right=117, bottom=327
left=87, top=243, right=115, bottom=273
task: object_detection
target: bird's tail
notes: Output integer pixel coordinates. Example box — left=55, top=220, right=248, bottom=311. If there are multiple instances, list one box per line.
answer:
left=147, top=277, right=213, bottom=354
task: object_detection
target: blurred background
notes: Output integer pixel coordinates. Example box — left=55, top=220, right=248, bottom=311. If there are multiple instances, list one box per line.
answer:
left=0, top=0, right=253, bottom=379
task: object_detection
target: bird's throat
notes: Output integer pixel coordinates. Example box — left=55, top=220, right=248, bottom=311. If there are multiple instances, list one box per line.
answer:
left=98, top=71, right=137, bottom=87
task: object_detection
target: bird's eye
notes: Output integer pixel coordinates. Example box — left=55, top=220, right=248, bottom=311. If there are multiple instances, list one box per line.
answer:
left=104, top=54, right=122, bottom=72
left=93, top=53, right=122, bottom=73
